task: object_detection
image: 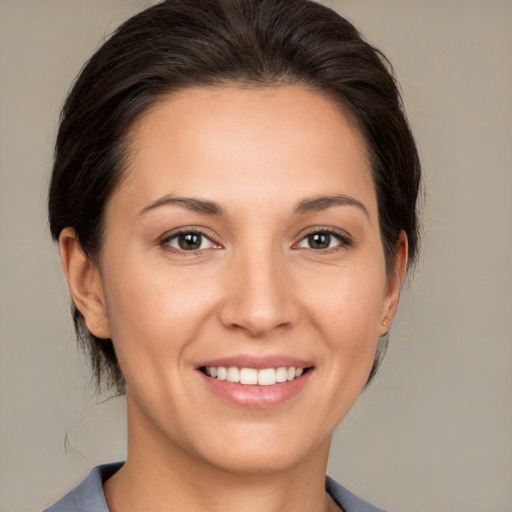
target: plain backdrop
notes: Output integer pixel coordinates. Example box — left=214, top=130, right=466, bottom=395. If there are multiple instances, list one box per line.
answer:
left=1, top=1, right=511, bottom=511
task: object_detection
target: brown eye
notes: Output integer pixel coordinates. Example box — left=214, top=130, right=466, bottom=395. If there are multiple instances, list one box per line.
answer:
left=298, top=231, right=347, bottom=250
left=178, top=233, right=202, bottom=250
left=307, top=233, right=331, bottom=249
left=165, top=231, right=217, bottom=251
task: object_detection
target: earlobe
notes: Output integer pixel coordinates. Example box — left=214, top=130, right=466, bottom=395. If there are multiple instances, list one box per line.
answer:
left=59, top=228, right=111, bottom=339
left=379, top=231, right=408, bottom=337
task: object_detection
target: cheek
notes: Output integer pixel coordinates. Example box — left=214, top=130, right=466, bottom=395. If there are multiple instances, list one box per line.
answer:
left=302, top=258, right=387, bottom=361
left=100, top=260, right=218, bottom=382
left=310, top=262, right=385, bottom=324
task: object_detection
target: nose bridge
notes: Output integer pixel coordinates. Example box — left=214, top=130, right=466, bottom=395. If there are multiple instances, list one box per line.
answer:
left=219, top=238, right=296, bottom=337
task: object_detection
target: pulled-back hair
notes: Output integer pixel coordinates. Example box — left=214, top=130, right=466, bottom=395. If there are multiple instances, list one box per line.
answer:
left=49, top=0, right=421, bottom=393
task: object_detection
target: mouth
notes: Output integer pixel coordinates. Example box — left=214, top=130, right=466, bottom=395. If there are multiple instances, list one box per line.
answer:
left=197, top=357, right=314, bottom=408
left=199, top=365, right=312, bottom=386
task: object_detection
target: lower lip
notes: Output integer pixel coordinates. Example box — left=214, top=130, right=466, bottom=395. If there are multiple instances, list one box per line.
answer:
left=199, top=370, right=313, bottom=408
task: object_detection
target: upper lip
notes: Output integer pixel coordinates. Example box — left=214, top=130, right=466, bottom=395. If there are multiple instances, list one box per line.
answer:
left=198, top=354, right=314, bottom=370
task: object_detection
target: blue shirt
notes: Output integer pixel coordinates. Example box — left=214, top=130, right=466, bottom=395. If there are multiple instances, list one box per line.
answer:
left=43, top=462, right=389, bottom=512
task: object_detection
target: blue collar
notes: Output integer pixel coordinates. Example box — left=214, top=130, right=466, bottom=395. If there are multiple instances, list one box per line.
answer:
left=44, top=462, right=389, bottom=512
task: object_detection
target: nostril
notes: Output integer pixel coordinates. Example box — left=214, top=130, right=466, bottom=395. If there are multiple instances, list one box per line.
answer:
left=218, top=271, right=298, bottom=337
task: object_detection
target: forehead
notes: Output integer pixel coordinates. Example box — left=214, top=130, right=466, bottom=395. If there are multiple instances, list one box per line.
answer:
left=117, top=85, right=376, bottom=217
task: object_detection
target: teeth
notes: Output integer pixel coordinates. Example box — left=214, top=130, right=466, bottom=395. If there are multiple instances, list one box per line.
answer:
left=204, top=366, right=307, bottom=386
left=239, top=368, right=258, bottom=385
left=275, top=367, right=288, bottom=383
left=258, top=368, right=276, bottom=386
left=227, top=367, right=240, bottom=383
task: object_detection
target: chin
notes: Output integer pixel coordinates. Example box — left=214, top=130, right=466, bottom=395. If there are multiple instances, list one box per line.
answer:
left=184, top=422, right=332, bottom=475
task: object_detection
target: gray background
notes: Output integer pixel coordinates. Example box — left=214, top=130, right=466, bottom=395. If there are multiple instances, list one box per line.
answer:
left=1, top=1, right=511, bottom=511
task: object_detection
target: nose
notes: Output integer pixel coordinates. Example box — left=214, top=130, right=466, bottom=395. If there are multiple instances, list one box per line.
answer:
left=219, top=246, right=298, bottom=338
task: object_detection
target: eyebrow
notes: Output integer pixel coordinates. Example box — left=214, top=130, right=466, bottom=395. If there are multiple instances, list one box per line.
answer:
left=139, top=195, right=225, bottom=216
left=139, top=193, right=369, bottom=218
left=293, top=194, right=369, bottom=218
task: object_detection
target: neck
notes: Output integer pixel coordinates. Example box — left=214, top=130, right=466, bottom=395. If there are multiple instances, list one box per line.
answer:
left=104, top=399, right=337, bottom=512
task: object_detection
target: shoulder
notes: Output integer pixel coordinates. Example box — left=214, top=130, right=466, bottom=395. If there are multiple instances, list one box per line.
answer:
left=42, top=462, right=123, bottom=512
left=43, top=464, right=387, bottom=512
left=326, top=476, right=390, bottom=512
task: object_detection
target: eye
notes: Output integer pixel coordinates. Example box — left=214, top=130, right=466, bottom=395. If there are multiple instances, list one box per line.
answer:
left=297, top=230, right=348, bottom=250
left=163, top=231, right=218, bottom=252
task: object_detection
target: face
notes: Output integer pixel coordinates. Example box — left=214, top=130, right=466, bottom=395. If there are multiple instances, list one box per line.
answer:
left=66, top=85, right=405, bottom=474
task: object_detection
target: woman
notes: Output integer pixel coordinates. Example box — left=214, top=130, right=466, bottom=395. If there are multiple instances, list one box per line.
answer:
left=44, top=0, right=420, bottom=511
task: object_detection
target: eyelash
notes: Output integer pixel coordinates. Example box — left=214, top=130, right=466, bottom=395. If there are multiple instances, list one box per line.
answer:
left=296, top=228, right=352, bottom=252
left=159, top=227, right=352, bottom=254
left=160, top=228, right=220, bottom=254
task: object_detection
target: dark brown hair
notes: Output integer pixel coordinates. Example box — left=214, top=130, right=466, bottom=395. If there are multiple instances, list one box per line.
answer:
left=49, top=0, right=421, bottom=393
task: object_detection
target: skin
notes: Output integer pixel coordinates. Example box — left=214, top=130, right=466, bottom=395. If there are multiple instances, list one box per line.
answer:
left=60, top=85, right=407, bottom=512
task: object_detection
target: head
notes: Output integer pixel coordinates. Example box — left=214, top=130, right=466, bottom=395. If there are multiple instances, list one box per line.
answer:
left=49, top=0, right=420, bottom=439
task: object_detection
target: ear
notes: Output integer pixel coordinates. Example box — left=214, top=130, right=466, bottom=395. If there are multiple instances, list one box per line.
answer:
left=379, top=230, right=408, bottom=337
left=59, top=227, right=111, bottom=339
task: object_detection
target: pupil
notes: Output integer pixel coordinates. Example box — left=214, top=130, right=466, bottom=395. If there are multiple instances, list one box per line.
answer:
left=309, top=233, right=330, bottom=249
left=178, top=233, right=201, bottom=250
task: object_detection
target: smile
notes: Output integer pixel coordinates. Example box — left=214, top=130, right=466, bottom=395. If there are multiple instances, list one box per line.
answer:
left=202, top=366, right=307, bottom=386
